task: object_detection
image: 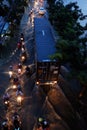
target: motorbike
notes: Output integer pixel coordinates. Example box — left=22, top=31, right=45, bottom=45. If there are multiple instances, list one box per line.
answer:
left=18, top=68, right=22, bottom=75
left=13, top=77, right=19, bottom=85
left=2, top=119, right=9, bottom=130
left=12, top=84, right=17, bottom=90
left=37, top=117, right=49, bottom=130
left=20, top=33, right=24, bottom=42
left=20, top=37, right=24, bottom=42
left=9, top=70, right=13, bottom=81
left=17, top=42, right=21, bottom=50
left=42, top=120, right=49, bottom=130
left=21, top=46, right=25, bottom=52
left=17, top=63, right=22, bottom=75
left=17, top=95, right=23, bottom=106
left=3, top=98, right=10, bottom=110
left=16, top=90, right=23, bottom=106
left=13, top=113, right=21, bottom=130
left=14, top=122, right=21, bottom=130
left=9, top=70, right=13, bottom=77
left=20, top=55, right=27, bottom=63
left=25, top=66, right=31, bottom=77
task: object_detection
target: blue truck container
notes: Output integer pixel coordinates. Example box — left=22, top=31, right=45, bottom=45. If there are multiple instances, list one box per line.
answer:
left=34, top=17, right=59, bottom=85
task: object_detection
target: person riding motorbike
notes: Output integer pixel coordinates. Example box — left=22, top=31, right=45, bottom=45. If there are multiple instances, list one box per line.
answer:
left=16, top=88, right=23, bottom=105
left=25, top=66, right=31, bottom=75
left=3, top=92, right=10, bottom=109
left=37, top=118, right=50, bottom=130
left=21, top=41, right=25, bottom=49
left=43, top=120, right=49, bottom=130
left=17, top=84, right=22, bottom=91
left=9, top=65, right=13, bottom=71
left=18, top=63, right=22, bottom=69
left=26, top=66, right=30, bottom=72
left=17, top=42, right=21, bottom=49
left=21, top=46, right=25, bottom=53
left=36, top=123, right=43, bottom=130
left=2, top=119, right=9, bottom=130
left=3, top=92, right=10, bottom=102
left=12, top=112, right=21, bottom=129
left=13, top=76, right=19, bottom=85
left=9, top=65, right=13, bottom=80
left=21, top=50, right=27, bottom=57
left=20, top=50, right=27, bottom=63
left=16, top=88, right=23, bottom=96
left=17, top=63, right=22, bottom=74
left=36, top=117, right=43, bottom=130
left=20, top=33, right=24, bottom=41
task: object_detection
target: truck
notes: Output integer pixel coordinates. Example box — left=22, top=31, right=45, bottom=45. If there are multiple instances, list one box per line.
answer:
left=34, top=17, right=59, bottom=85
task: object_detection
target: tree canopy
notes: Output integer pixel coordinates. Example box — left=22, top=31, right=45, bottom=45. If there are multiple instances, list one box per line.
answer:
left=47, top=0, right=87, bottom=68
left=47, top=0, right=87, bottom=92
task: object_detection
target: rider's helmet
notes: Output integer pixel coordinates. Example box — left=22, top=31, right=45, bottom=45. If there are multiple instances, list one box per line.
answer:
left=38, top=117, right=43, bottom=123
left=2, top=119, right=8, bottom=128
left=18, top=63, right=21, bottom=66
left=9, top=65, right=13, bottom=70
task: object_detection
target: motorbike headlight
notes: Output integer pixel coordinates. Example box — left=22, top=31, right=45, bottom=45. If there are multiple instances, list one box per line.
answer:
left=18, top=69, right=21, bottom=74
left=21, top=38, right=23, bottom=41
left=13, top=85, right=17, bottom=89
left=5, top=101, right=8, bottom=104
left=17, top=96, right=22, bottom=103
left=22, top=56, right=25, bottom=60
left=9, top=71, right=13, bottom=75
left=18, top=68, right=21, bottom=71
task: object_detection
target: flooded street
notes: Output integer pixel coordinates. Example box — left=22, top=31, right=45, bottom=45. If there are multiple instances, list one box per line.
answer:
left=0, top=0, right=87, bottom=130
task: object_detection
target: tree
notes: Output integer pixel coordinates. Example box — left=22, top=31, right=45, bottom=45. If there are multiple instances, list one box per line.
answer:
left=77, top=71, right=87, bottom=98
left=47, top=0, right=87, bottom=99
left=47, top=1, right=87, bottom=68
